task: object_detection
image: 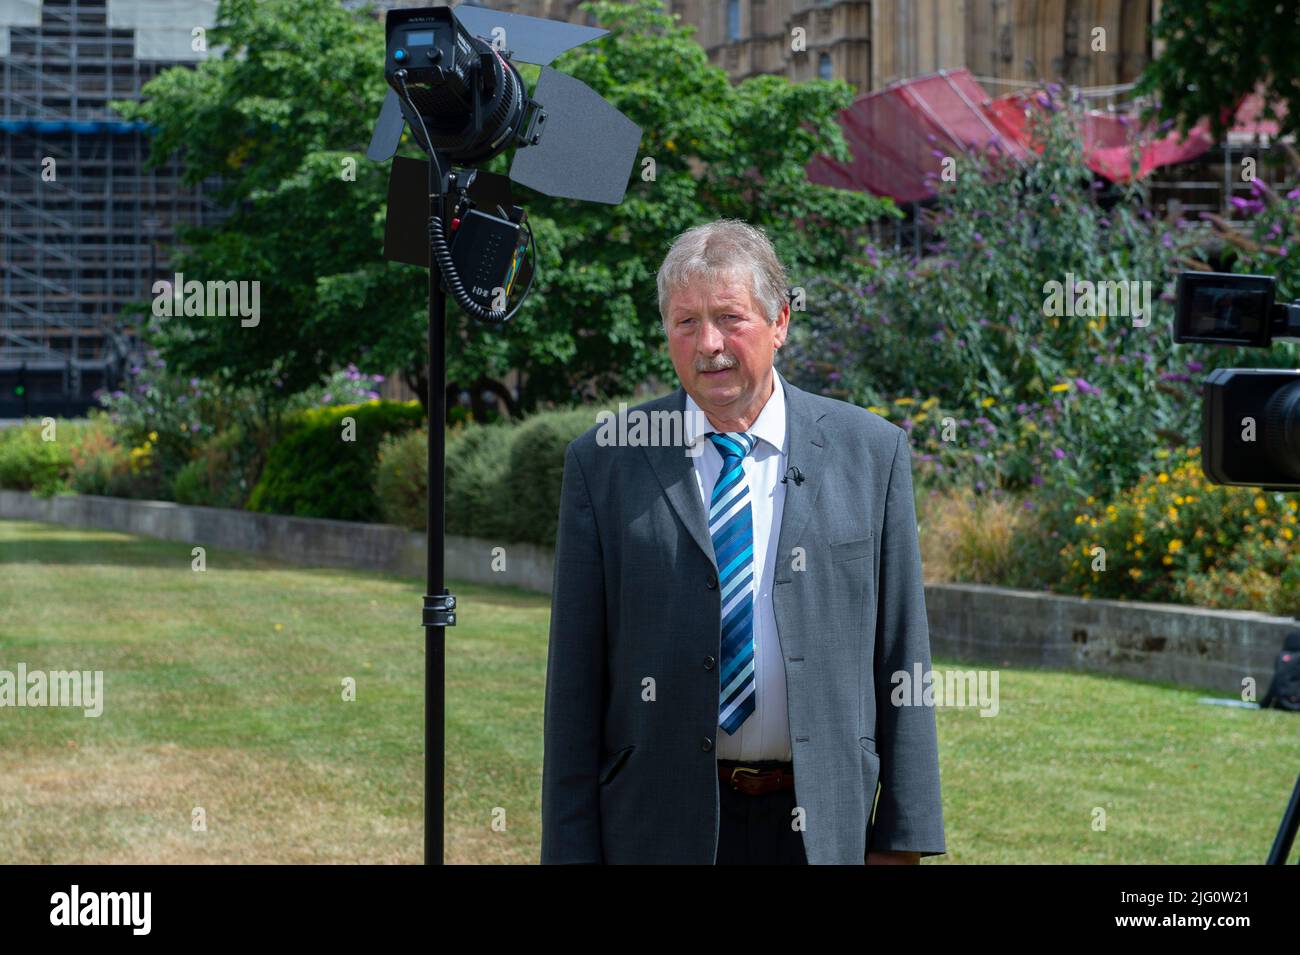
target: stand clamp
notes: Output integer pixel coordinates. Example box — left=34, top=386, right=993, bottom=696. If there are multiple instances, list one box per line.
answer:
left=423, top=592, right=457, bottom=629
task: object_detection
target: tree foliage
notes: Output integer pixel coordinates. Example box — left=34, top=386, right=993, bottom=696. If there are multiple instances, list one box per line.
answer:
left=116, top=0, right=895, bottom=416
left=1136, top=0, right=1300, bottom=142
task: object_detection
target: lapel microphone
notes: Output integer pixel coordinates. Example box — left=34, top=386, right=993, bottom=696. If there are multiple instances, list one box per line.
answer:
left=782, top=465, right=805, bottom=486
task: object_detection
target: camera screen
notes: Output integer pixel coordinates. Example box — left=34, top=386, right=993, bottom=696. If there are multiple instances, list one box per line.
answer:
left=1186, top=284, right=1270, bottom=340
left=406, top=31, right=435, bottom=46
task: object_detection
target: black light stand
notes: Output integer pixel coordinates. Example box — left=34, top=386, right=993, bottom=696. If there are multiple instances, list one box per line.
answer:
left=421, top=152, right=454, bottom=867
left=364, top=3, right=643, bottom=866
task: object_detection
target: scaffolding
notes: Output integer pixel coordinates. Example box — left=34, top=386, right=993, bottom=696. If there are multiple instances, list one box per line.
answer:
left=0, top=0, right=223, bottom=417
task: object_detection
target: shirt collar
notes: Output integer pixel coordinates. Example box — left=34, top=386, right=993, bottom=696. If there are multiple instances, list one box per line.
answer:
left=683, top=368, right=787, bottom=456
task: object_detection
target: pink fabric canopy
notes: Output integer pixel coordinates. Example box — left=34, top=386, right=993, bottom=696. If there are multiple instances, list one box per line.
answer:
left=806, top=68, right=1280, bottom=203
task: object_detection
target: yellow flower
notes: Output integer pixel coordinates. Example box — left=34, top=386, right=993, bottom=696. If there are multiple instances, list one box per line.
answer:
left=1050, top=382, right=1070, bottom=393
left=1284, top=527, right=1294, bottom=541
left=1075, top=514, right=1086, bottom=524
left=1168, top=539, right=1182, bottom=553
left=1167, top=507, right=1178, bottom=521
left=921, top=397, right=939, bottom=410
left=867, top=406, right=887, bottom=415
left=1162, top=555, right=1173, bottom=565
left=1254, top=496, right=1267, bottom=513
left=894, top=397, right=915, bottom=406
left=981, top=396, right=995, bottom=408
left=1135, top=549, right=1143, bottom=558
left=1086, top=495, right=1095, bottom=504
left=1156, top=449, right=1170, bottom=459
left=1157, top=473, right=1168, bottom=483
left=149, top=431, right=158, bottom=443
left=1134, top=532, right=1144, bottom=544
left=913, top=412, right=928, bottom=423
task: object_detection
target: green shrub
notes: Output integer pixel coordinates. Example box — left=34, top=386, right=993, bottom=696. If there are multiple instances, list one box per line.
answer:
left=172, top=426, right=260, bottom=509
left=0, top=424, right=71, bottom=495
left=66, top=421, right=134, bottom=497
left=1049, top=445, right=1300, bottom=612
left=504, top=409, right=601, bottom=547
left=374, top=427, right=430, bottom=530
left=444, top=423, right=515, bottom=542
left=373, top=400, right=631, bottom=546
left=247, top=400, right=424, bottom=521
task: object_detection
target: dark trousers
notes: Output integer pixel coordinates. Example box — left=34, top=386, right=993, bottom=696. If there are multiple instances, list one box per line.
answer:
left=715, top=761, right=808, bottom=865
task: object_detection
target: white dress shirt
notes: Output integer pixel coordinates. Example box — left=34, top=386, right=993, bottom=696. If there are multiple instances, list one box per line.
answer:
left=683, top=374, right=791, bottom=762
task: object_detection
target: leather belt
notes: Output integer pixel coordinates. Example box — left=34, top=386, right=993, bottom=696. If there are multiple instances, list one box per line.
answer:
left=717, top=759, right=795, bottom=795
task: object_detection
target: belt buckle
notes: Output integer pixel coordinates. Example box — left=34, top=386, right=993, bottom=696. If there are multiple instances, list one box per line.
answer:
left=729, top=766, right=764, bottom=792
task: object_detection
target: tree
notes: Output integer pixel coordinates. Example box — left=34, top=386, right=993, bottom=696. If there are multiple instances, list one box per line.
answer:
left=1136, top=0, right=1300, bottom=142
left=117, top=0, right=895, bottom=418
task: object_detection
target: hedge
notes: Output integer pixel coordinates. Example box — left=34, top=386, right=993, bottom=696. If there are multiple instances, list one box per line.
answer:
left=247, top=400, right=424, bottom=522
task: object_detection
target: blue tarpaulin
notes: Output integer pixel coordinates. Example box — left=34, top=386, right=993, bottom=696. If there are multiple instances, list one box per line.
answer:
left=0, top=119, right=154, bottom=134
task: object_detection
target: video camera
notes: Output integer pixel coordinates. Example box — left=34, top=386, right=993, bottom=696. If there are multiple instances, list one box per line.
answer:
left=1174, top=271, right=1300, bottom=490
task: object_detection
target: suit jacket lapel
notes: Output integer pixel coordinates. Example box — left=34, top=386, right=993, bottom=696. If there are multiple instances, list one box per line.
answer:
left=773, top=371, right=827, bottom=584
left=641, top=368, right=828, bottom=577
left=642, top=385, right=717, bottom=571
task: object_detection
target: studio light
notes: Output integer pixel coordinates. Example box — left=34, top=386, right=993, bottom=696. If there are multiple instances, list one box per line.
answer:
left=362, top=4, right=643, bottom=865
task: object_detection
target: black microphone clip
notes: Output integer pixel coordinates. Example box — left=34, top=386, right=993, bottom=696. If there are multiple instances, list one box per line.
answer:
left=782, top=465, right=805, bottom=486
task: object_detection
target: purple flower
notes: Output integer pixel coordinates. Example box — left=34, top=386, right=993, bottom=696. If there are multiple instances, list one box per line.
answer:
left=1279, top=245, right=1289, bottom=257
left=1031, top=473, right=1044, bottom=486
left=1161, top=232, right=1174, bottom=248
left=1053, top=447, right=1066, bottom=460
left=366, top=390, right=380, bottom=400
left=322, top=392, right=333, bottom=403
left=1287, top=187, right=1300, bottom=200
left=1159, top=371, right=1190, bottom=382
left=1187, top=360, right=1203, bottom=372
left=1074, top=377, right=1101, bottom=396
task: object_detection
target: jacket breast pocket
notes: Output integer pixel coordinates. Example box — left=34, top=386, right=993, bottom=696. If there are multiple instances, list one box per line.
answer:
left=830, top=535, right=872, bottom=563
left=825, top=534, right=874, bottom=634
left=598, top=744, right=635, bottom=787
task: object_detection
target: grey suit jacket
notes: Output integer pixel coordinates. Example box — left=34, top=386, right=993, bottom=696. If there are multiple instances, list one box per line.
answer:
left=540, top=367, right=945, bottom=864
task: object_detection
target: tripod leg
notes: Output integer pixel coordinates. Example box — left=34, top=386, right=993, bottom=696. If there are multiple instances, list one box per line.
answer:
left=1267, top=771, right=1300, bottom=864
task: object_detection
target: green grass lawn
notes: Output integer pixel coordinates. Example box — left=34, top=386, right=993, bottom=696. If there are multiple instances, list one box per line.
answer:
left=0, top=519, right=1296, bottom=864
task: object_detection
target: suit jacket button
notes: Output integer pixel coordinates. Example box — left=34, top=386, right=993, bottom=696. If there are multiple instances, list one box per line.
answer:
left=703, top=655, right=715, bottom=670
left=705, top=573, right=718, bottom=589
left=701, top=737, right=713, bottom=752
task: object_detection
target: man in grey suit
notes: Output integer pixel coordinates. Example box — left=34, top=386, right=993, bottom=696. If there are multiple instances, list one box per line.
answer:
left=541, top=219, right=945, bottom=864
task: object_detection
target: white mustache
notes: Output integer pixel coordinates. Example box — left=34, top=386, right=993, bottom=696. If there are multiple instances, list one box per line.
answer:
left=696, top=357, right=736, bottom=372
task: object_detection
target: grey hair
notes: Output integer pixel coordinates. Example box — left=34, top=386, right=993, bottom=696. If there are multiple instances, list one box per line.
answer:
left=656, top=219, right=789, bottom=330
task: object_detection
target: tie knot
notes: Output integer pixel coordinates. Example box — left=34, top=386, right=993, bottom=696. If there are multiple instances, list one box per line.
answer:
left=708, top=432, right=756, bottom=461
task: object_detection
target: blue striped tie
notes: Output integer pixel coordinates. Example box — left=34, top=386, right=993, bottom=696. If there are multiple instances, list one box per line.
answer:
left=708, top=431, right=757, bottom=735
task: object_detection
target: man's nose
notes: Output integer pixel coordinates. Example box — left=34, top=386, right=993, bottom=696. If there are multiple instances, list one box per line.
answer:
left=698, top=316, right=724, bottom=353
